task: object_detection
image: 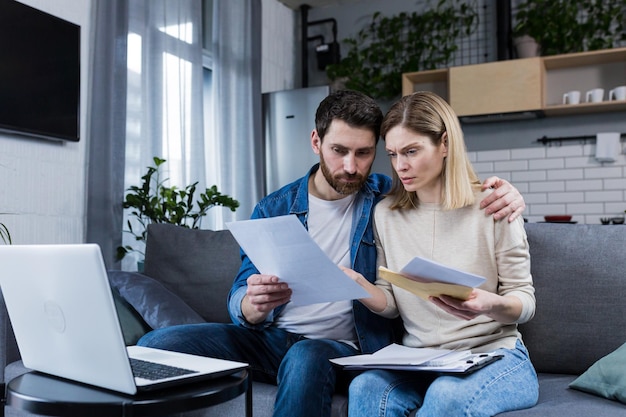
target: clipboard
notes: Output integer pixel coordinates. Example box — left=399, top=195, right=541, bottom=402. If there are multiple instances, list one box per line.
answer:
left=331, top=351, right=503, bottom=374
left=329, top=344, right=503, bottom=374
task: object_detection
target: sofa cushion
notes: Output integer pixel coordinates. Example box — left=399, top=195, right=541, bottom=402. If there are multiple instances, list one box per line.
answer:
left=497, top=373, right=626, bottom=416
left=519, top=223, right=626, bottom=375
left=569, top=341, right=626, bottom=404
left=108, top=270, right=205, bottom=331
left=143, top=223, right=242, bottom=323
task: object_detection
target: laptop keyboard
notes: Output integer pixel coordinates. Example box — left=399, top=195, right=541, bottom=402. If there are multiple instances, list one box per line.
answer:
left=130, top=358, right=196, bottom=381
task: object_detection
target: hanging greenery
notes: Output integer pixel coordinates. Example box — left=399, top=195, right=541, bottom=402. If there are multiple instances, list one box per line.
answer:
left=512, top=0, right=626, bottom=56
left=326, top=0, right=478, bottom=100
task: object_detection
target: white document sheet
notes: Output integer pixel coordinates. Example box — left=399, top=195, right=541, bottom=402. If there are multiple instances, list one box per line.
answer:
left=330, top=344, right=455, bottom=367
left=400, top=257, right=486, bottom=287
left=226, top=215, right=371, bottom=306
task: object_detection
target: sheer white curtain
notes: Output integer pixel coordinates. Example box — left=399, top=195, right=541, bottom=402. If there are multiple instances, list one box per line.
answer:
left=90, top=0, right=262, bottom=269
left=86, top=0, right=129, bottom=269
left=121, top=0, right=205, bottom=270
left=206, top=0, right=264, bottom=227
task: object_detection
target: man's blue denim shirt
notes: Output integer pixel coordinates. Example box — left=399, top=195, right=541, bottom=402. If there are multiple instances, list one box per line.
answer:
left=227, top=164, right=397, bottom=354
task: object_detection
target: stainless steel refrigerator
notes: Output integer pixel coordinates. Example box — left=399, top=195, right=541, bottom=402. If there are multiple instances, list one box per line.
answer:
left=262, top=86, right=330, bottom=195
left=262, top=86, right=392, bottom=196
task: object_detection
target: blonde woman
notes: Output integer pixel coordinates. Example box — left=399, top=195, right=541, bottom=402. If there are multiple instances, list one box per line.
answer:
left=344, top=92, right=538, bottom=417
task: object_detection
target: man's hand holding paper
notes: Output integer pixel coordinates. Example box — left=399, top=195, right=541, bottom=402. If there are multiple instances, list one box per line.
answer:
left=242, top=274, right=292, bottom=324
left=226, top=215, right=370, bottom=306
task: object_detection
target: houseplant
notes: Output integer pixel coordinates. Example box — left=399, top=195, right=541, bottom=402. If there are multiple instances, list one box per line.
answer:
left=325, top=0, right=478, bottom=100
left=116, top=157, right=239, bottom=261
left=512, top=0, right=626, bottom=57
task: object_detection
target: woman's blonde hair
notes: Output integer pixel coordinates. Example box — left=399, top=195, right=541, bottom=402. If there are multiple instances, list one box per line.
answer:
left=381, top=91, right=480, bottom=210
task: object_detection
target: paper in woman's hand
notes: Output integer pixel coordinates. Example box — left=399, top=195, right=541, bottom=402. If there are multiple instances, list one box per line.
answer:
left=379, top=257, right=485, bottom=300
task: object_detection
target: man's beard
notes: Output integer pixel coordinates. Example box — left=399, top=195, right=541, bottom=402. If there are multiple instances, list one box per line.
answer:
left=319, top=152, right=368, bottom=195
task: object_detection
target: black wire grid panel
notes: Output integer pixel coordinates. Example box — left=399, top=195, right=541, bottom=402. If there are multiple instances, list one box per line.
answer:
left=450, top=0, right=496, bottom=67
left=452, top=0, right=626, bottom=68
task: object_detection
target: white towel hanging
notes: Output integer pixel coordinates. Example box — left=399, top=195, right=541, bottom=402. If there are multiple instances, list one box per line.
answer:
left=595, top=132, right=621, bottom=163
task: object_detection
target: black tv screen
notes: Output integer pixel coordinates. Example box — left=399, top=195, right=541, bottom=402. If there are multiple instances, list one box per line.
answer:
left=0, top=0, right=80, bottom=142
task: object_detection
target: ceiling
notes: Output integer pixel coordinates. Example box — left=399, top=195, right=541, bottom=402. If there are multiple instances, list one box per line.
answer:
left=277, top=0, right=363, bottom=11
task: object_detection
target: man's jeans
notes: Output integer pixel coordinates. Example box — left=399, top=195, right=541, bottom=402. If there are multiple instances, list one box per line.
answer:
left=138, top=323, right=359, bottom=417
left=348, top=340, right=538, bottom=417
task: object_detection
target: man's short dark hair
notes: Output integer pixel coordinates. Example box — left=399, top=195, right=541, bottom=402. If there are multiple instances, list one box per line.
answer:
left=315, top=90, right=383, bottom=143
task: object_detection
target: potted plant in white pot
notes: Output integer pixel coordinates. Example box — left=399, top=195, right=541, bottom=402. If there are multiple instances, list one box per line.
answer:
left=116, top=157, right=239, bottom=268
left=511, top=0, right=545, bottom=58
left=512, top=0, right=626, bottom=58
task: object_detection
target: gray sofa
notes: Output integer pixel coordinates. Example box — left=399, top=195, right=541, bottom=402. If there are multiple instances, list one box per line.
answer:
left=2, top=222, right=626, bottom=417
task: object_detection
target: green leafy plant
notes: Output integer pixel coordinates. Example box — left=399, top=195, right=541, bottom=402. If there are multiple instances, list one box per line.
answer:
left=326, top=0, right=478, bottom=100
left=0, top=222, right=10, bottom=244
left=116, top=157, right=239, bottom=260
left=513, top=0, right=626, bottom=56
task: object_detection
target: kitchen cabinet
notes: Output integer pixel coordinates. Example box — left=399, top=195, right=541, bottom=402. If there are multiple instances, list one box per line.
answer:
left=448, top=58, right=542, bottom=117
left=401, top=47, right=626, bottom=119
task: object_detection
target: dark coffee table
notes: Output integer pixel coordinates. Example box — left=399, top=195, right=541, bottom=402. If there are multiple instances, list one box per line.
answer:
left=5, top=370, right=251, bottom=417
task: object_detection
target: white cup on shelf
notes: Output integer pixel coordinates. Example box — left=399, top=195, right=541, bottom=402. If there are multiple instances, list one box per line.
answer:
left=609, top=86, right=626, bottom=101
left=585, top=88, right=604, bottom=103
left=562, top=90, right=581, bottom=105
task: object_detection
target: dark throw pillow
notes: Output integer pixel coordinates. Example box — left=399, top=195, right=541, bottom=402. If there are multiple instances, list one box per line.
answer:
left=108, top=270, right=205, bottom=330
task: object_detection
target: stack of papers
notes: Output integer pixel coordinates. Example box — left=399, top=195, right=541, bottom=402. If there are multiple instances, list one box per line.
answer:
left=379, top=257, right=486, bottom=300
left=330, top=344, right=502, bottom=374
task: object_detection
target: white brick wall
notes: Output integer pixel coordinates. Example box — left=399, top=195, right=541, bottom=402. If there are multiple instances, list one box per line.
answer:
left=471, top=142, right=626, bottom=224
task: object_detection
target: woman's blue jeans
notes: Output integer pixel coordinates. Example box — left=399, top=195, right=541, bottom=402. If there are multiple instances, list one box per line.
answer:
left=348, top=340, right=538, bottom=417
left=138, top=323, right=358, bottom=417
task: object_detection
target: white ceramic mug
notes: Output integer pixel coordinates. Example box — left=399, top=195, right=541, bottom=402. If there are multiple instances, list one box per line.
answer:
left=562, top=90, right=581, bottom=105
left=609, top=86, right=626, bottom=101
left=585, top=88, right=605, bottom=103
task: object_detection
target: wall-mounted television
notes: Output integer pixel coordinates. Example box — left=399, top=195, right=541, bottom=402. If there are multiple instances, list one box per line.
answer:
left=0, top=0, right=80, bottom=142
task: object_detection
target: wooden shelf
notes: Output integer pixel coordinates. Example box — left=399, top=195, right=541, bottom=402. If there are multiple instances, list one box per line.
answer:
left=542, top=48, right=626, bottom=109
left=543, top=100, right=626, bottom=116
left=402, top=47, right=626, bottom=120
left=542, top=48, right=626, bottom=69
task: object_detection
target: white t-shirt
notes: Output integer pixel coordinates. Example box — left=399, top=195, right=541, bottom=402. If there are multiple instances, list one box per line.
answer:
left=275, top=193, right=357, bottom=346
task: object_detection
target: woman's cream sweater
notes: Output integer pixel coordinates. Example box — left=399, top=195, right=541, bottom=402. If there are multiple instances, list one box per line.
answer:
left=373, top=189, right=535, bottom=353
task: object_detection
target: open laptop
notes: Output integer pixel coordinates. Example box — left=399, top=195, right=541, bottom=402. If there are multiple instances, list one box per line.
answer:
left=0, top=244, right=248, bottom=395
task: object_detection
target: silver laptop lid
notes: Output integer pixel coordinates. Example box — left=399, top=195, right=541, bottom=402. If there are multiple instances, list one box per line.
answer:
left=0, top=244, right=138, bottom=394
